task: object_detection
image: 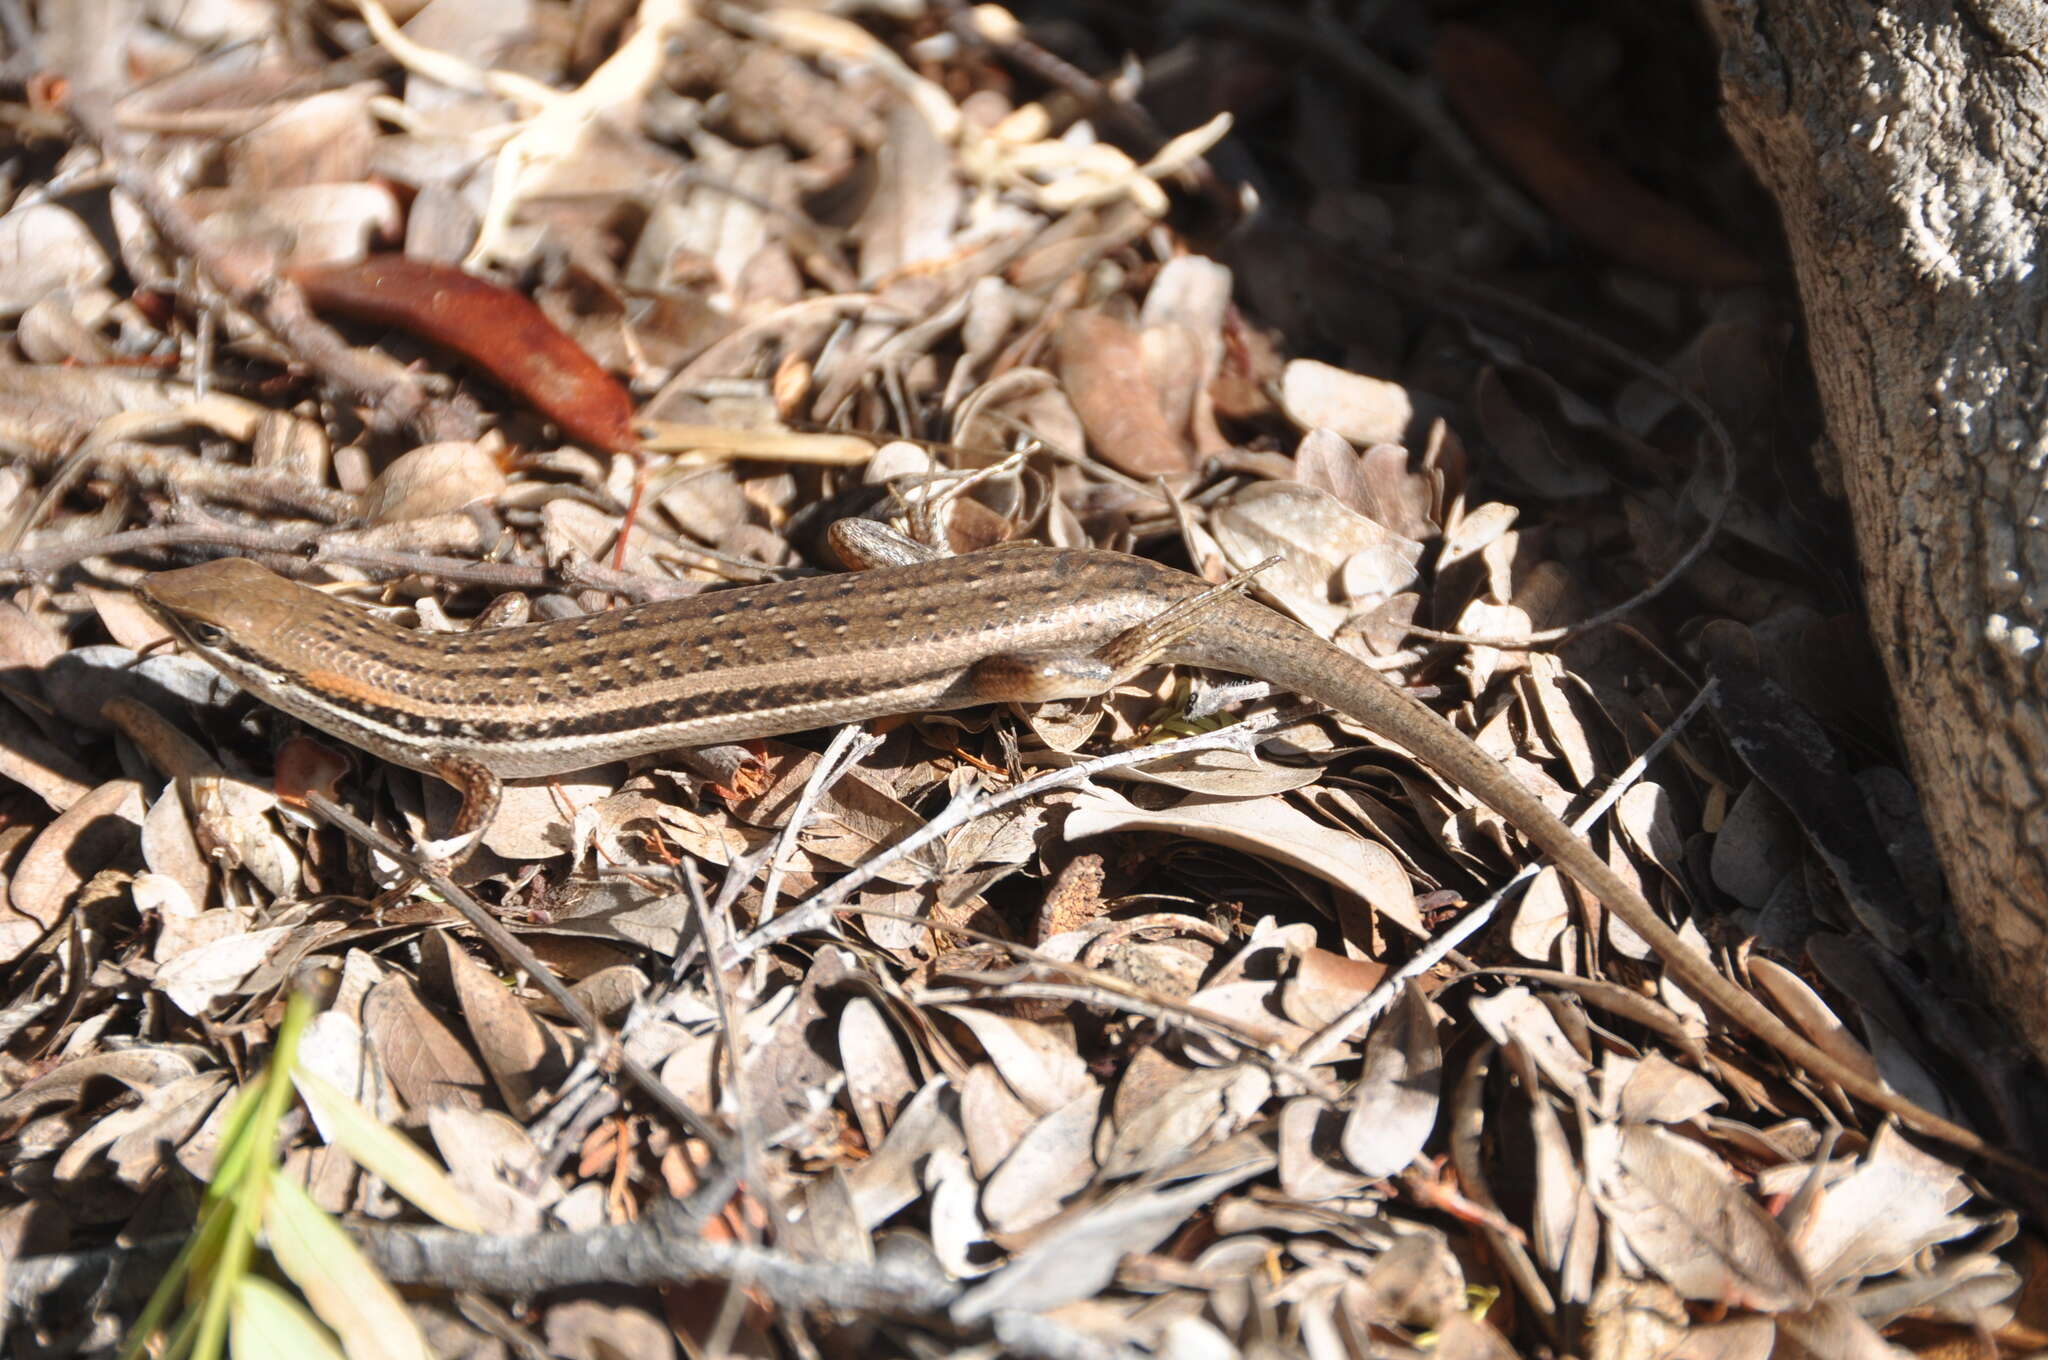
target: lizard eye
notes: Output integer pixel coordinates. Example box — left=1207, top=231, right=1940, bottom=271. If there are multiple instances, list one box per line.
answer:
left=187, top=622, right=227, bottom=647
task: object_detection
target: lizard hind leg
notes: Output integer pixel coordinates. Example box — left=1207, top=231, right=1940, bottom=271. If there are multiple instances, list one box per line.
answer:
left=967, top=554, right=1286, bottom=703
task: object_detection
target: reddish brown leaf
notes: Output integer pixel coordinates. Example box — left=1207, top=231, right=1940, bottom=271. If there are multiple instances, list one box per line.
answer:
left=288, top=256, right=639, bottom=450
left=1054, top=311, right=1192, bottom=477
left=1434, top=25, right=1762, bottom=288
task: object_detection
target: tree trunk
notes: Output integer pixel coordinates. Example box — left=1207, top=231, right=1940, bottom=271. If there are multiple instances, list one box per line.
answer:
left=1705, top=2, right=2048, bottom=1063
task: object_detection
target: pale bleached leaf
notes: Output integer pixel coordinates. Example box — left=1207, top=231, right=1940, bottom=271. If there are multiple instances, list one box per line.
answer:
left=1793, top=1124, right=1983, bottom=1292
left=1745, top=957, right=1885, bottom=1087
left=1276, top=1096, right=1369, bottom=1201
left=980, top=1085, right=1103, bottom=1234
left=1342, top=983, right=1440, bottom=1178
left=1278, top=359, right=1417, bottom=448
left=1101, top=1063, right=1259, bottom=1181
left=846, top=1077, right=966, bottom=1231
left=938, top=1006, right=1092, bottom=1115
left=1614, top=1052, right=1725, bottom=1125
left=959, top=1060, right=1038, bottom=1179
left=839, top=995, right=918, bottom=1149
left=1587, top=1122, right=1813, bottom=1311
left=925, top=1147, right=993, bottom=1279
left=1467, top=987, right=1594, bottom=1104
left=953, top=1142, right=1275, bottom=1322
left=1209, top=478, right=1424, bottom=636
left=156, top=925, right=295, bottom=1017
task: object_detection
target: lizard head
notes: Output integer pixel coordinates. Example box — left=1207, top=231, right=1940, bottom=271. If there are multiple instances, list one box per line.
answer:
left=140, top=559, right=312, bottom=651
left=139, top=559, right=370, bottom=711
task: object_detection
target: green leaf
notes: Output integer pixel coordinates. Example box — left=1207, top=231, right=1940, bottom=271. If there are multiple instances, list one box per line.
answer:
left=265, top=1176, right=431, bottom=1360
left=231, top=1277, right=347, bottom=1360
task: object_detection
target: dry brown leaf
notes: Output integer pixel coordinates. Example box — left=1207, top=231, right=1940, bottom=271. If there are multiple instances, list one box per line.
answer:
left=1100, top=1063, right=1261, bottom=1181
left=361, top=440, right=509, bottom=522
left=1054, top=310, right=1193, bottom=478
left=953, top=1142, right=1274, bottom=1322
left=362, top=973, right=492, bottom=1112
left=9, top=778, right=144, bottom=927
left=430, top=930, right=572, bottom=1120
left=939, top=1006, right=1092, bottom=1116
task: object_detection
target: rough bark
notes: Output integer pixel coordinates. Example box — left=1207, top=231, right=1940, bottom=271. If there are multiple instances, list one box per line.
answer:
left=1705, top=2, right=2048, bottom=1061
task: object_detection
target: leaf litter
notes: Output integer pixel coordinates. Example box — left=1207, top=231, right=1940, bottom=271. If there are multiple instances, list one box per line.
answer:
left=0, top=2, right=2036, bottom=1357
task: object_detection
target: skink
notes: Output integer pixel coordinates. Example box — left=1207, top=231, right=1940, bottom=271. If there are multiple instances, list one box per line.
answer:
left=138, top=544, right=2010, bottom=1167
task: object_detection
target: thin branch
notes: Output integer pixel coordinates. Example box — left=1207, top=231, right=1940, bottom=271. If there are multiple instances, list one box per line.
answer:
left=68, top=97, right=476, bottom=444
left=357, top=1216, right=958, bottom=1310
left=0, top=521, right=557, bottom=588
left=301, top=790, right=734, bottom=1161
left=719, top=715, right=1286, bottom=966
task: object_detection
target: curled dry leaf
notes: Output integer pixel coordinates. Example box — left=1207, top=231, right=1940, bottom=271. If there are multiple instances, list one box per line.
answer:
left=73, top=1071, right=232, bottom=1189
left=360, top=440, right=509, bottom=522
left=1280, top=947, right=1390, bottom=1029
left=0, top=704, right=93, bottom=820
left=226, top=88, right=377, bottom=190
left=9, top=778, right=144, bottom=927
left=1790, top=1125, right=1983, bottom=1295
left=290, top=256, right=638, bottom=450
left=924, top=1147, right=994, bottom=1279
left=1063, top=785, right=1423, bottom=936
left=1209, top=480, right=1425, bottom=638
left=422, top=1105, right=548, bottom=1236
left=432, top=930, right=571, bottom=1121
